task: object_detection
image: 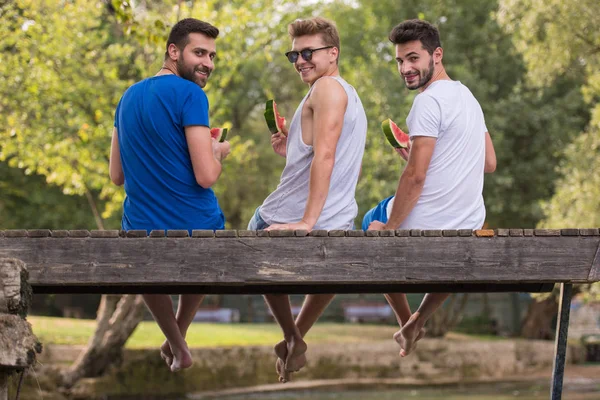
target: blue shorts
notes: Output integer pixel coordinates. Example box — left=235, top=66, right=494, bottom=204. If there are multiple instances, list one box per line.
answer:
left=247, top=206, right=270, bottom=230
left=361, top=195, right=394, bottom=230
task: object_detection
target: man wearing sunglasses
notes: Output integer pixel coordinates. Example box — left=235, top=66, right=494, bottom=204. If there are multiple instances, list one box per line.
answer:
left=248, top=17, right=367, bottom=382
left=365, top=19, right=497, bottom=357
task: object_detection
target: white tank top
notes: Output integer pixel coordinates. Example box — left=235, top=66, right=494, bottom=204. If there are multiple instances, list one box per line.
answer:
left=259, top=76, right=367, bottom=230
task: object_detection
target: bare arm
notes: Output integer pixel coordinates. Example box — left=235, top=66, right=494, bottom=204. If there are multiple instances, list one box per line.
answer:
left=185, top=125, right=228, bottom=188
left=109, top=127, right=124, bottom=186
left=381, top=136, right=436, bottom=230
left=484, top=131, right=496, bottom=173
left=301, top=79, right=348, bottom=229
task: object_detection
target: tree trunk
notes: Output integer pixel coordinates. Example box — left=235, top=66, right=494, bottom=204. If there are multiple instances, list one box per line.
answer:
left=520, top=294, right=559, bottom=339
left=60, top=294, right=145, bottom=388
left=426, top=294, right=469, bottom=337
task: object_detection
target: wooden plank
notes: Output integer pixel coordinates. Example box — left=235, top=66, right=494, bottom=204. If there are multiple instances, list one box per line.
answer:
left=51, top=230, right=70, bottom=238
left=193, top=230, right=215, bottom=238
left=237, top=230, right=256, bottom=238
left=150, top=230, right=165, bottom=238
left=379, top=230, right=395, bottom=237
left=590, top=242, right=600, bottom=281
left=410, top=229, right=421, bottom=237
left=256, top=230, right=269, bottom=237
left=475, top=230, right=495, bottom=237
left=365, top=230, right=379, bottom=237
left=215, top=230, right=237, bottom=238
left=69, top=230, right=90, bottom=238
left=560, top=229, right=579, bottom=236
left=442, top=230, right=458, bottom=237
left=167, top=230, right=189, bottom=238
left=423, top=230, right=442, bottom=237
left=4, top=230, right=27, bottom=238
left=309, top=230, right=328, bottom=237
left=295, top=230, right=309, bottom=237
left=459, top=229, right=473, bottom=237
left=396, top=230, right=410, bottom=237
left=91, top=230, right=120, bottom=238
left=126, top=230, right=147, bottom=238
left=27, top=230, right=50, bottom=238
left=268, top=230, right=294, bottom=237
left=509, top=229, right=524, bottom=237
left=496, top=229, right=510, bottom=237
left=524, top=229, right=534, bottom=237
left=1, top=237, right=597, bottom=293
left=328, top=230, right=345, bottom=237
left=346, top=230, right=365, bottom=237
left=0, top=259, right=24, bottom=314
left=535, top=229, right=560, bottom=237
left=580, top=229, right=600, bottom=236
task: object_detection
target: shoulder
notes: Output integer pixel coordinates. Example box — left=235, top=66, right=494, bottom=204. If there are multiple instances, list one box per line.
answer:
left=310, top=76, right=348, bottom=104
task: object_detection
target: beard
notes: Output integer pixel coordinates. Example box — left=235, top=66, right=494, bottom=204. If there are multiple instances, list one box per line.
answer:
left=406, top=57, right=435, bottom=90
left=176, top=54, right=210, bottom=88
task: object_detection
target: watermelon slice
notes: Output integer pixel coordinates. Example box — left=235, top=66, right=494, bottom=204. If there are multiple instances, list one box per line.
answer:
left=210, top=127, right=228, bottom=142
left=381, top=118, right=409, bottom=149
left=264, top=99, right=287, bottom=136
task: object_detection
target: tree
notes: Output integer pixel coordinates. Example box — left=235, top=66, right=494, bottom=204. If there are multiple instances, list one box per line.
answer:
left=498, top=0, right=600, bottom=337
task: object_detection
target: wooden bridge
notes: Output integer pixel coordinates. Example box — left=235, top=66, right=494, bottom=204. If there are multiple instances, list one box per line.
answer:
left=1, top=228, right=599, bottom=399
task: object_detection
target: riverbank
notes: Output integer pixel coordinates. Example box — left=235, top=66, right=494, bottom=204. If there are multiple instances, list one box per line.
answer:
left=11, top=333, right=595, bottom=400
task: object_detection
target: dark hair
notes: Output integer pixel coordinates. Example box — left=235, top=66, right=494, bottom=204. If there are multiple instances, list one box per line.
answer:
left=388, top=19, right=441, bottom=55
left=164, top=18, right=219, bottom=59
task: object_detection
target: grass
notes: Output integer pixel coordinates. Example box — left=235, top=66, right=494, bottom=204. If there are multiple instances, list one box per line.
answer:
left=28, top=316, right=399, bottom=348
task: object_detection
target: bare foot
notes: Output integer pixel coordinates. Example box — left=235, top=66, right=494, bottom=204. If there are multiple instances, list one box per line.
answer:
left=160, top=340, right=173, bottom=367
left=393, top=314, right=425, bottom=357
left=274, top=340, right=291, bottom=383
left=284, top=336, right=307, bottom=373
left=170, top=343, right=193, bottom=372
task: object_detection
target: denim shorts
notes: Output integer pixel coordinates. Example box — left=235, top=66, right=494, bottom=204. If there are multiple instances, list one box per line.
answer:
left=247, top=206, right=270, bottom=230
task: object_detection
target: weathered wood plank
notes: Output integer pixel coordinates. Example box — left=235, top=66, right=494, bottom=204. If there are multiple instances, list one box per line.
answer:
left=535, top=229, right=560, bottom=237
left=346, top=230, right=365, bottom=237
left=591, top=242, right=600, bottom=281
left=442, top=230, right=458, bottom=237
left=150, top=230, right=165, bottom=238
left=237, top=230, right=256, bottom=238
left=4, top=230, right=27, bottom=238
left=295, top=230, right=309, bottom=237
left=0, top=259, right=25, bottom=314
left=509, top=229, right=524, bottom=237
left=496, top=229, right=510, bottom=237
left=27, top=229, right=50, bottom=238
left=423, top=230, right=442, bottom=237
left=475, top=230, right=494, bottom=237
left=91, top=230, right=120, bottom=238
left=560, top=229, right=580, bottom=236
left=215, top=230, right=237, bottom=238
left=126, top=230, right=147, bottom=238
left=51, top=230, right=70, bottom=238
left=167, top=230, right=189, bottom=238
left=0, top=237, right=597, bottom=294
left=580, top=229, right=600, bottom=236
left=69, top=230, right=90, bottom=238
left=396, top=230, right=410, bottom=237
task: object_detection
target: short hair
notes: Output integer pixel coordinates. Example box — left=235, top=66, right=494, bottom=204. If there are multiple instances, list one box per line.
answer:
left=388, top=19, right=441, bottom=55
left=165, top=18, right=219, bottom=59
left=288, top=17, right=341, bottom=54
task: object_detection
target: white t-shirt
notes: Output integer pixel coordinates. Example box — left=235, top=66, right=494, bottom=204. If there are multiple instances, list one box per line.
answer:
left=387, top=80, right=487, bottom=229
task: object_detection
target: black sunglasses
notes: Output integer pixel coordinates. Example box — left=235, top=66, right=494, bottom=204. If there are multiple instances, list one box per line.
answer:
left=285, top=46, right=334, bottom=63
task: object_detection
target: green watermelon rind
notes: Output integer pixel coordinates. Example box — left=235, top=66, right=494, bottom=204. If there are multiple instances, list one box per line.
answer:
left=218, top=128, right=228, bottom=143
left=210, top=128, right=228, bottom=143
left=264, top=100, right=280, bottom=134
left=381, top=119, right=409, bottom=149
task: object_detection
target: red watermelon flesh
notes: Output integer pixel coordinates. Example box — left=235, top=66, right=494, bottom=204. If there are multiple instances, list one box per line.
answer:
left=381, top=118, right=409, bottom=148
left=265, top=99, right=287, bottom=136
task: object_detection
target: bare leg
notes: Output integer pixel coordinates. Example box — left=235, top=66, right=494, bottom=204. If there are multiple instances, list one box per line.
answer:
left=143, top=294, right=193, bottom=371
left=395, top=293, right=449, bottom=357
left=160, top=294, right=205, bottom=367
left=385, top=293, right=426, bottom=356
left=264, top=294, right=307, bottom=381
left=273, top=294, right=335, bottom=382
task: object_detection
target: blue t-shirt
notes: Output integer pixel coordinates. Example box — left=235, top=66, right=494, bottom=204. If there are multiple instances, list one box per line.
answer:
left=114, top=75, right=225, bottom=232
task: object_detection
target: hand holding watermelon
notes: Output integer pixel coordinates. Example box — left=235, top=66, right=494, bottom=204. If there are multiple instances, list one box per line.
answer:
left=381, top=118, right=411, bottom=160
left=264, top=99, right=287, bottom=136
left=210, top=127, right=228, bottom=143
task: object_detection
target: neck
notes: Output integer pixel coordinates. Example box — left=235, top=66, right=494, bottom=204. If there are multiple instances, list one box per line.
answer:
left=157, top=62, right=179, bottom=77
left=420, top=65, right=450, bottom=92
left=309, top=66, right=340, bottom=87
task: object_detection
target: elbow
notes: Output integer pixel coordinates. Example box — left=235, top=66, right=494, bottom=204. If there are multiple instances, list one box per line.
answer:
left=110, top=172, right=124, bottom=186
left=195, top=172, right=220, bottom=189
left=484, top=159, right=496, bottom=173
left=404, top=170, right=427, bottom=187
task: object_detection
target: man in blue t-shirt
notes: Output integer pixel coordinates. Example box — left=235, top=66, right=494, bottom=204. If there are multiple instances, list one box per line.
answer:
left=109, top=18, right=230, bottom=372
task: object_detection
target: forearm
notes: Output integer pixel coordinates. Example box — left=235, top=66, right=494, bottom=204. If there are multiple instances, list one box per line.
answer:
left=384, top=172, right=425, bottom=229
left=302, top=155, right=335, bottom=228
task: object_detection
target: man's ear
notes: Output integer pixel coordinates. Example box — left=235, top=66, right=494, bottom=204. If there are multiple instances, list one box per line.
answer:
left=433, top=47, right=443, bottom=64
left=167, top=43, right=180, bottom=62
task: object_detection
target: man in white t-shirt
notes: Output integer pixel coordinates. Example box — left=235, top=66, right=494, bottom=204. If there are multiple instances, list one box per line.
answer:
left=364, top=19, right=497, bottom=357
